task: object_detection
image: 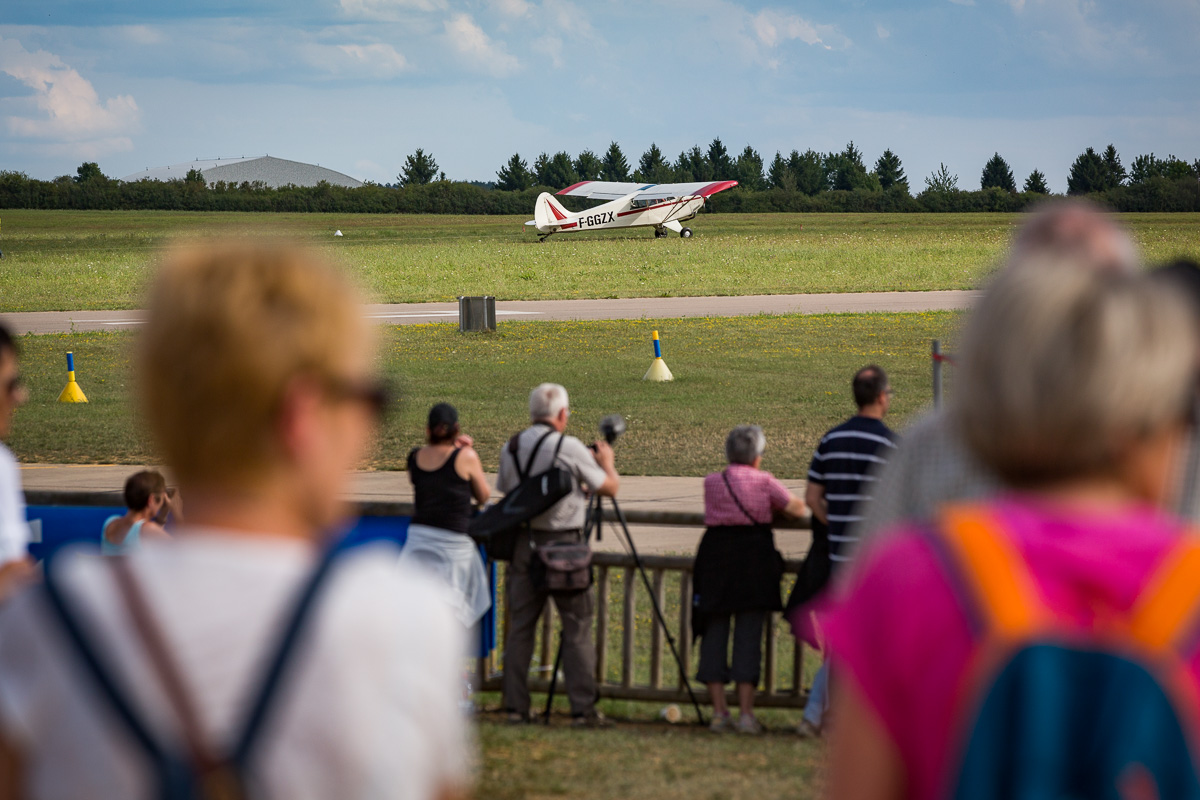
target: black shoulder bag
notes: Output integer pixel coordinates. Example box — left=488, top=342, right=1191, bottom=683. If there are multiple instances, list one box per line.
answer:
left=467, top=430, right=572, bottom=560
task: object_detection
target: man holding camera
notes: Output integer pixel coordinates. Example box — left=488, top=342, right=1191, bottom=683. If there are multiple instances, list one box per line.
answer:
left=497, top=383, right=619, bottom=727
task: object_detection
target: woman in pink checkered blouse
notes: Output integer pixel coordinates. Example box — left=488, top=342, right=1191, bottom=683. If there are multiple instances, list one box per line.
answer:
left=694, top=425, right=807, bottom=734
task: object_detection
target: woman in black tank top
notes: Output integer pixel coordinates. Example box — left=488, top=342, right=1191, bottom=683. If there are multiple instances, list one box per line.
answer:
left=408, top=403, right=490, bottom=527
left=400, top=403, right=493, bottom=630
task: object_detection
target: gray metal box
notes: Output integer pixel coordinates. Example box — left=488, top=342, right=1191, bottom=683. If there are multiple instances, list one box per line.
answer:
left=458, top=296, right=496, bottom=332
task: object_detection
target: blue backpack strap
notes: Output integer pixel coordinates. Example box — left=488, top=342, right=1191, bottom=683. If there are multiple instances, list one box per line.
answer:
left=230, top=543, right=340, bottom=769
left=42, top=543, right=342, bottom=794
left=41, top=551, right=181, bottom=788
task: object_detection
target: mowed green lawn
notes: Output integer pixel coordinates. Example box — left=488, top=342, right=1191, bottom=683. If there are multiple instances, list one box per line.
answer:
left=7, top=312, right=959, bottom=476
left=476, top=715, right=826, bottom=800
left=2, top=209, right=1197, bottom=312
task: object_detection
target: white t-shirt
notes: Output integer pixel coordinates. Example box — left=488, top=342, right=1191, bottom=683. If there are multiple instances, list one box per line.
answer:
left=0, top=532, right=471, bottom=800
left=0, top=443, right=30, bottom=565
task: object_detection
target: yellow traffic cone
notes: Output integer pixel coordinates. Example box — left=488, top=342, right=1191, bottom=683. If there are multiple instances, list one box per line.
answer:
left=642, top=330, right=674, bottom=382
left=57, top=352, right=89, bottom=403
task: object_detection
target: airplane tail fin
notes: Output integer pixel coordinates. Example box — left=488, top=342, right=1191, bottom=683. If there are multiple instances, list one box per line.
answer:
left=533, top=192, right=572, bottom=231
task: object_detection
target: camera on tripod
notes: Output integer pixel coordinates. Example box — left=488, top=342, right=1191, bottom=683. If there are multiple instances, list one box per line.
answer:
left=589, top=414, right=626, bottom=451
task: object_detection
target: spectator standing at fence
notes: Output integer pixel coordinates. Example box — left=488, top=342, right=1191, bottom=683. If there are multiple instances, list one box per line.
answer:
left=497, top=383, right=619, bottom=727
left=0, top=244, right=471, bottom=799
left=799, top=365, right=897, bottom=737
left=694, top=425, right=806, bottom=734
left=401, top=402, right=492, bottom=628
left=856, top=199, right=1141, bottom=549
left=807, top=366, right=897, bottom=565
left=0, top=323, right=32, bottom=601
left=827, top=260, right=1200, bottom=799
left=101, top=470, right=176, bottom=556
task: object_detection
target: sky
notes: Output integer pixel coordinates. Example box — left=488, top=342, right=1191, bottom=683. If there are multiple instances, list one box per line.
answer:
left=2, top=0, right=1198, bottom=194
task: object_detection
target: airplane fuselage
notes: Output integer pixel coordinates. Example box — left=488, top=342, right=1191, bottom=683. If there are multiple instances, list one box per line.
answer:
left=529, top=192, right=706, bottom=236
left=560, top=195, right=704, bottom=233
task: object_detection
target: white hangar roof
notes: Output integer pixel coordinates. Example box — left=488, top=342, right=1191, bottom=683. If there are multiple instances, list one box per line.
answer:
left=121, top=155, right=363, bottom=189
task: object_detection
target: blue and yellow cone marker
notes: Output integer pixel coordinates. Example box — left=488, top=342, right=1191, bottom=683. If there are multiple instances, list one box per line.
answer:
left=643, top=330, right=674, bottom=382
left=57, top=352, right=89, bottom=403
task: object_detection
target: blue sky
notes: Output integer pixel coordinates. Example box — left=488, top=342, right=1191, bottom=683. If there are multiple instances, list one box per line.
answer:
left=2, top=0, right=1197, bottom=193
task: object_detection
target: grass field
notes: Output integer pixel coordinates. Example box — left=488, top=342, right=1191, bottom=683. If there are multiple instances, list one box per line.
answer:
left=7, top=312, right=959, bottom=476
left=3, top=210, right=1198, bottom=312
left=476, top=713, right=825, bottom=800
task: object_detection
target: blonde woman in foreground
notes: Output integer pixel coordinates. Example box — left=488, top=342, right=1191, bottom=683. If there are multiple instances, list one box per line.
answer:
left=0, top=244, right=471, bottom=800
left=826, top=261, right=1200, bottom=799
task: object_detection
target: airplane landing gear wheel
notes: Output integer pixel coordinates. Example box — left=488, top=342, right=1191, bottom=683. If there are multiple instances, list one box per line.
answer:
left=680, top=227, right=692, bottom=239
left=654, top=228, right=668, bottom=239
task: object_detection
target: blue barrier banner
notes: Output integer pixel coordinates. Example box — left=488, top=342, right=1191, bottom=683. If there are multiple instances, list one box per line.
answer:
left=25, top=506, right=496, bottom=657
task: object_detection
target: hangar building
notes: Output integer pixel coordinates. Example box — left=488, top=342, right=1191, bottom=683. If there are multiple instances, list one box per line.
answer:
left=121, top=155, right=363, bottom=188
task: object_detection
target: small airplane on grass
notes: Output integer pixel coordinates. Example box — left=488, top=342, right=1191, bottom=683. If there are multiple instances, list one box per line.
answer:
left=526, top=179, right=738, bottom=241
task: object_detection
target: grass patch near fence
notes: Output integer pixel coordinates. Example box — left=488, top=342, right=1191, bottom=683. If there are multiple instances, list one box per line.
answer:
left=7, top=311, right=959, bottom=477
left=3, top=210, right=1199, bottom=311
left=475, top=714, right=826, bottom=800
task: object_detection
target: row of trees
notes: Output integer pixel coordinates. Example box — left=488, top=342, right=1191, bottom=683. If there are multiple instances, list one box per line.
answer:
left=2, top=142, right=1198, bottom=213
left=484, top=139, right=1199, bottom=199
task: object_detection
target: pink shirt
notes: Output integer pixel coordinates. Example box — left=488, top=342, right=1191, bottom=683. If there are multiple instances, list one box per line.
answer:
left=823, top=496, right=1200, bottom=800
left=703, top=463, right=793, bottom=526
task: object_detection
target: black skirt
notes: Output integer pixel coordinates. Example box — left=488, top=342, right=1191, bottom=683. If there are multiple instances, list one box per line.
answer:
left=691, top=524, right=784, bottom=640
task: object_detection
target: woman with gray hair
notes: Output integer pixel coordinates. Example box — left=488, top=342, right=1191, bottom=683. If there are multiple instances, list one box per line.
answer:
left=692, top=425, right=806, bottom=734
left=824, top=261, right=1200, bottom=799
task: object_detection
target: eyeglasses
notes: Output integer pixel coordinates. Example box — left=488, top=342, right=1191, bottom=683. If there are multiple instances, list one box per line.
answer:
left=322, top=376, right=394, bottom=419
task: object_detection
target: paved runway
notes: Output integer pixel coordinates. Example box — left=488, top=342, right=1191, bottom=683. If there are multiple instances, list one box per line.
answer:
left=3, top=290, right=979, bottom=335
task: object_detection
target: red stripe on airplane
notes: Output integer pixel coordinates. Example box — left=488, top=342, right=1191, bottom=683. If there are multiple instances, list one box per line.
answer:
left=557, top=181, right=592, bottom=195
left=548, top=202, right=567, bottom=221
left=696, top=180, right=738, bottom=197
left=561, top=222, right=578, bottom=229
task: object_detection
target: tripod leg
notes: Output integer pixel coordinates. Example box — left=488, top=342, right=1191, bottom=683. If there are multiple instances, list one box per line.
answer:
left=543, top=639, right=564, bottom=724
left=606, top=496, right=707, bottom=726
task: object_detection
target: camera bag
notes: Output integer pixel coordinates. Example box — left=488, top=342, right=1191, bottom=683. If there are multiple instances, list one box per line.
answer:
left=530, top=540, right=594, bottom=594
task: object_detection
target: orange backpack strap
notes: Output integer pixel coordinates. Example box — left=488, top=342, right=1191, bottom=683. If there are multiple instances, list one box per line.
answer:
left=1128, top=539, right=1200, bottom=657
left=934, top=504, right=1049, bottom=640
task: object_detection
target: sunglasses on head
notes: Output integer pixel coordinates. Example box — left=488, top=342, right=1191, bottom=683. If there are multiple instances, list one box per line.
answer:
left=322, top=376, right=394, bottom=419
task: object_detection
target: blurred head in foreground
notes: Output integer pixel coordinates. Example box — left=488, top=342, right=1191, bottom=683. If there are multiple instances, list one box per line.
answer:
left=1009, top=198, right=1140, bottom=275
left=0, top=323, right=25, bottom=440
left=140, top=242, right=377, bottom=535
left=955, top=257, right=1197, bottom=503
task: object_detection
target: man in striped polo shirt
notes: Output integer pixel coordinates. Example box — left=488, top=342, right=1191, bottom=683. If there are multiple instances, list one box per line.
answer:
left=806, top=365, right=898, bottom=565
left=798, top=365, right=897, bottom=738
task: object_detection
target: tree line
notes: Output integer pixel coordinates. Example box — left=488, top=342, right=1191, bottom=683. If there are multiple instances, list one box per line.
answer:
left=2, top=140, right=1198, bottom=214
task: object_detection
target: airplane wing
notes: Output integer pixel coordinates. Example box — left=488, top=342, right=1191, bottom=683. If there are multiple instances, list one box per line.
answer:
left=557, top=180, right=738, bottom=201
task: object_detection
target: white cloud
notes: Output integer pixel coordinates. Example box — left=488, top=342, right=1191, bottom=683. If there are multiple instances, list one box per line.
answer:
left=541, top=0, right=597, bottom=39
left=444, top=13, right=520, bottom=76
left=532, top=36, right=565, bottom=68
left=0, top=36, right=139, bottom=155
left=339, top=0, right=445, bottom=20
left=336, top=43, right=409, bottom=76
left=1015, top=0, right=1143, bottom=66
left=119, top=25, right=166, bottom=46
left=495, top=0, right=532, bottom=18
left=751, top=9, right=845, bottom=52
left=876, top=24, right=891, bottom=39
